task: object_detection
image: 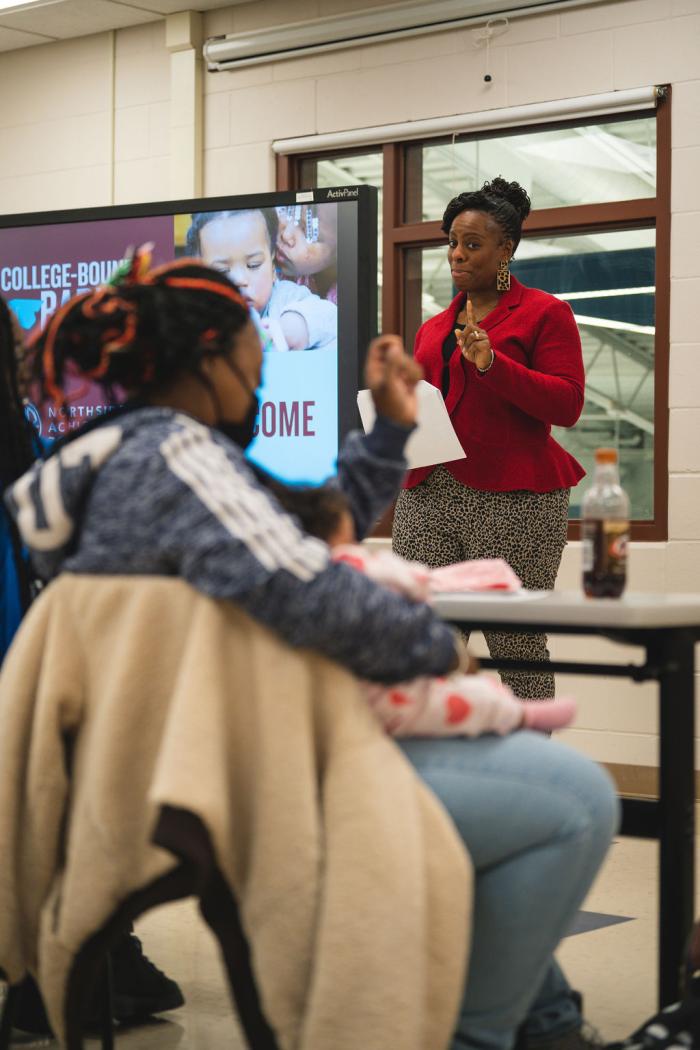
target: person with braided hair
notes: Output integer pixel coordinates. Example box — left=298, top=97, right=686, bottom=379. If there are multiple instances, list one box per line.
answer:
left=5, top=250, right=617, bottom=1050
left=12, top=252, right=459, bottom=683
left=0, top=289, right=186, bottom=1038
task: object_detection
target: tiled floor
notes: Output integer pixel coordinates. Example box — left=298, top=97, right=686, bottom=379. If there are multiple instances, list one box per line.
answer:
left=6, top=818, right=692, bottom=1048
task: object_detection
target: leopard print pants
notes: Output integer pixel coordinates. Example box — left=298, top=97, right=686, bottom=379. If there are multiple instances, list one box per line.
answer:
left=392, top=467, right=570, bottom=699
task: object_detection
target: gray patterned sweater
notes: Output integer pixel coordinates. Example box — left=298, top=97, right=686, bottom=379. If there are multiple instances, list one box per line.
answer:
left=6, top=407, right=456, bottom=684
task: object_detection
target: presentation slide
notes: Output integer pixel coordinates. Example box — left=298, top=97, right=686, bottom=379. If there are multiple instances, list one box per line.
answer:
left=176, top=204, right=339, bottom=482
left=0, top=194, right=355, bottom=484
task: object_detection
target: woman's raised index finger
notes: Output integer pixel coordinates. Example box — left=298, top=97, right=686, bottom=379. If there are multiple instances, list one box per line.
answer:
left=466, top=298, right=474, bottom=327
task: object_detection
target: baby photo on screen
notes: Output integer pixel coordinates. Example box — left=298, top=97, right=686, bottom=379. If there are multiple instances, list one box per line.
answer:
left=179, top=208, right=338, bottom=354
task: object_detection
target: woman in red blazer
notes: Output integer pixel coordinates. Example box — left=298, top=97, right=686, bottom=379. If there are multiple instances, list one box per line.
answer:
left=393, top=177, right=585, bottom=700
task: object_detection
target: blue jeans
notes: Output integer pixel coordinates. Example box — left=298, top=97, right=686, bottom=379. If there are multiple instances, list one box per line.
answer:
left=399, top=731, right=619, bottom=1050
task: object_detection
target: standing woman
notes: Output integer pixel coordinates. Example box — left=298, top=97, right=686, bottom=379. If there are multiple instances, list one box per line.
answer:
left=393, top=177, right=585, bottom=699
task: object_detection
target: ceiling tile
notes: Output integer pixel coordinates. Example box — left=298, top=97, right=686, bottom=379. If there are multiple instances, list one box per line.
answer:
left=0, top=23, right=54, bottom=50
left=0, top=0, right=156, bottom=37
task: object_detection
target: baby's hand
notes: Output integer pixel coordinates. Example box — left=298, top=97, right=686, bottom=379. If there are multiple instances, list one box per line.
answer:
left=258, top=315, right=289, bottom=353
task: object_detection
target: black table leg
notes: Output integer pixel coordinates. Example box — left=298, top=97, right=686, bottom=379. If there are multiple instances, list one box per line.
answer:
left=655, top=628, right=696, bottom=1007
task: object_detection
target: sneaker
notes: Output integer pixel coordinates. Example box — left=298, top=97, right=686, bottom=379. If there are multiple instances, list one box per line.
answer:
left=606, top=970, right=700, bottom=1050
left=526, top=1022, right=605, bottom=1050
left=9, top=934, right=184, bottom=1037
left=606, top=919, right=700, bottom=1049
left=109, top=934, right=184, bottom=1022
left=605, top=999, right=700, bottom=1050
left=9, top=975, right=52, bottom=1037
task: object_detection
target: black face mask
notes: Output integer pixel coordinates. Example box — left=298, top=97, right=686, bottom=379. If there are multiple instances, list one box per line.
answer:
left=215, top=357, right=260, bottom=451
left=216, top=394, right=259, bottom=450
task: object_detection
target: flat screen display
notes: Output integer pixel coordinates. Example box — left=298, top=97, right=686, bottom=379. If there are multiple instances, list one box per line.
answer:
left=0, top=186, right=377, bottom=484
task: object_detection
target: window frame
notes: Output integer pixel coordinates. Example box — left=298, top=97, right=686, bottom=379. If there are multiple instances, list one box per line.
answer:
left=277, top=89, right=672, bottom=542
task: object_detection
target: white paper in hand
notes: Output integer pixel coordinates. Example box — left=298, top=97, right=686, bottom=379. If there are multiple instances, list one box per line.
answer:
left=357, top=380, right=466, bottom=470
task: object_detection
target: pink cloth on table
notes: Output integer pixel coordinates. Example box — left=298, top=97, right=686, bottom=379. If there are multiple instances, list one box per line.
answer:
left=332, top=547, right=521, bottom=600
left=429, top=559, right=522, bottom=594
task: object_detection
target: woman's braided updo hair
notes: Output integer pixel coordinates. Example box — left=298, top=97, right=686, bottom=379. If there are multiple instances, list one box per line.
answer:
left=441, top=177, right=531, bottom=254
left=31, top=256, right=251, bottom=408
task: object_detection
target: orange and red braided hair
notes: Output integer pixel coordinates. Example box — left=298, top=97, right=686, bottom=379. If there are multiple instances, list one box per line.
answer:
left=32, top=249, right=250, bottom=410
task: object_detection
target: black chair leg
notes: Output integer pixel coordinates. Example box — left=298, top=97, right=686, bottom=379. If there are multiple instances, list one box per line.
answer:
left=0, top=984, right=19, bottom=1050
left=200, top=881, right=280, bottom=1050
left=97, top=956, right=115, bottom=1050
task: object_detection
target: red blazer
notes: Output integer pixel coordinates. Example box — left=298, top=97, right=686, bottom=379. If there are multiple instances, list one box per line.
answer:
left=404, top=276, right=586, bottom=493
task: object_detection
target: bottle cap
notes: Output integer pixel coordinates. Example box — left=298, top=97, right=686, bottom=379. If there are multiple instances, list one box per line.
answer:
left=595, top=447, right=618, bottom=464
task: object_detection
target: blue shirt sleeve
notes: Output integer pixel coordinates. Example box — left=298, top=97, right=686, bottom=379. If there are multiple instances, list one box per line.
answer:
left=337, top=416, right=414, bottom=540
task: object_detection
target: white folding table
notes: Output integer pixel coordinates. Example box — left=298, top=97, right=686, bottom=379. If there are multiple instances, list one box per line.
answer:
left=434, top=590, right=700, bottom=1007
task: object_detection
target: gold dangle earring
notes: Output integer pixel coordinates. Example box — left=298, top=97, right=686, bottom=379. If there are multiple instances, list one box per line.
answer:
left=497, top=258, right=511, bottom=293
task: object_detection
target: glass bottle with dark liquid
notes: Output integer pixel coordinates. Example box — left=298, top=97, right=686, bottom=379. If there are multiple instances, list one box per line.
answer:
left=582, top=448, right=630, bottom=598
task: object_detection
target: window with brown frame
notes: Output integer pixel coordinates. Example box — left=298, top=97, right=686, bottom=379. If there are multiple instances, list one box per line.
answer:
left=277, top=89, right=671, bottom=540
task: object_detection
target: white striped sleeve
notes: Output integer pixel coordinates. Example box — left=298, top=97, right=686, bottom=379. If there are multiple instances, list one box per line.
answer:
left=160, top=419, right=329, bottom=582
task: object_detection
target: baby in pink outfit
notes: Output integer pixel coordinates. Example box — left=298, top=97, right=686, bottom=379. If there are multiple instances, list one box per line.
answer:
left=273, top=482, right=576, bottom=738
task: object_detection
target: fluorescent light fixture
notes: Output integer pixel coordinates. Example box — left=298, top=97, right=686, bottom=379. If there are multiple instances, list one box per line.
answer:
left=0, top=0, right=62, bottom=12
left=574, top=313, right=655, bottom=336
left=556, top=287, right=655, bottom=301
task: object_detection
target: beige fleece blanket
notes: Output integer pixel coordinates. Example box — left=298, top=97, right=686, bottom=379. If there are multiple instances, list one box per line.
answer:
left=0, top=574, right=471, bottom=1049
